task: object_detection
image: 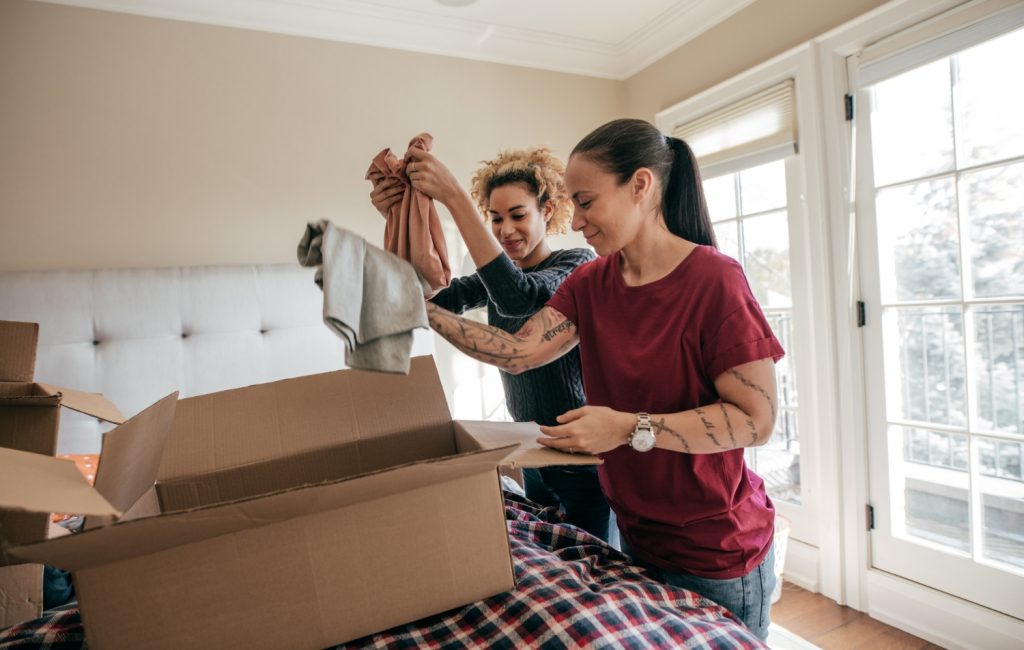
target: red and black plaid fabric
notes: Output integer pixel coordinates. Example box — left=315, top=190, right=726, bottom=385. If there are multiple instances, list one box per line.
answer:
left=0, top=494, right=766, bottom=649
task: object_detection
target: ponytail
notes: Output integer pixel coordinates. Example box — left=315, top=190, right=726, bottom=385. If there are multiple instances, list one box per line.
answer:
left=572, top=119, right=717, bottom=249
left=664, top=137, right=717, bottom=248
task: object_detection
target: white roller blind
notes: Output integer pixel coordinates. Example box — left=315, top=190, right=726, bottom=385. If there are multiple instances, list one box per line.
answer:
left=672, top=78, right=796, bottom=179
left=858, top=0, right=1024, bottom=87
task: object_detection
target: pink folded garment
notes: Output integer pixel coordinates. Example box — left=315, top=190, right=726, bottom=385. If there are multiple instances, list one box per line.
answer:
left=365, top=132, right=452, bottom=295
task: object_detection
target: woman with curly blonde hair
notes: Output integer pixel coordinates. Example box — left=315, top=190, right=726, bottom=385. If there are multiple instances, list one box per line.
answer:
left=370, top=144, right=610, bottom=542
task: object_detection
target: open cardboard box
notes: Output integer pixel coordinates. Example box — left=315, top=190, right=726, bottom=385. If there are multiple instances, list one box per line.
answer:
left=0, top=321, right=125, bottom=628
left=9, top=355, right=598, bottom=649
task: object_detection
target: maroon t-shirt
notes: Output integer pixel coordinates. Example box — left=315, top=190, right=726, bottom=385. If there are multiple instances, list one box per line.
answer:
left=547, top=245, right=784, bottom=579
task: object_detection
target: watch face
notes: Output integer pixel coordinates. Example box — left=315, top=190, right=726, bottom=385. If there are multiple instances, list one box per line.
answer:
left=632, top=429, right=656, bottom=452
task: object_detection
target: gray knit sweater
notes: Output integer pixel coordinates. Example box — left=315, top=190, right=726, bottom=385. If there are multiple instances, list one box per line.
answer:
left=430, top=248, right=595, bottom=426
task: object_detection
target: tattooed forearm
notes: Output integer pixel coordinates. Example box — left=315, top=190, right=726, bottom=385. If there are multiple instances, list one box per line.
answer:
left=694, top=407, right=724, bottom=448
left=718, top=402, right=737, bottom=448
left=653, top=417, right=690, bottom=452
left=427, top=304, right=531, bottom=369
left=745, top=417, right=758, bottom=445
left=726, top=369, right=776, bottom=420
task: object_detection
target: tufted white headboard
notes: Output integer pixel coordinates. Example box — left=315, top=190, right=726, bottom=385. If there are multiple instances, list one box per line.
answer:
left=0, top=264, right=433, bottom=454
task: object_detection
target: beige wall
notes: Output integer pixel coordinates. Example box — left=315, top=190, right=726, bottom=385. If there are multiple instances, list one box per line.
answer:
left=0, top=0, right=623, bottom=272
left=624, top=0, right=890, bottom=121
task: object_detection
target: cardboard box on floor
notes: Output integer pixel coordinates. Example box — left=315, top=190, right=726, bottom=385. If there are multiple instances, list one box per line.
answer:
left=0, top=321, right=125, bottom=629
left=11, top=356, right=598, bottom=650
left=0, top=448, right=121, bottom=628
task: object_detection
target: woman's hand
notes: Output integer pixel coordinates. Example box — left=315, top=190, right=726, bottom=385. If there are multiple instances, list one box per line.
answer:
left=369, top=177, right=404, bottom=218
left=537, top=406, right=634, bottom=455
left=406, top=147, right=466, bottom=207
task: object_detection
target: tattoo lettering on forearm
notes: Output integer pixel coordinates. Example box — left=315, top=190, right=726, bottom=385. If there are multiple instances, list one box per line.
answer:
left=541, top=320, right=573, bottom=342
left=745, top=417, right=758, bottom=445
left=653, top=417, right=690, bottom=452
left=726, top=369, right=776, bottom=420
left=694, top=407, right=724, bottom=448
left=718, top=402, right=737, bottom=448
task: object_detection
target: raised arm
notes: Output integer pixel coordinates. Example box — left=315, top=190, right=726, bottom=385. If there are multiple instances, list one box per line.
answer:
left=426, top=303, right=578, bottom=375
left=538, top=358, right=778, bottom=454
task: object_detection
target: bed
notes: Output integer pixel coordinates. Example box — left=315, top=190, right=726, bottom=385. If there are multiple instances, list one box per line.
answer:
left=0, top=264, right=767, bottom=649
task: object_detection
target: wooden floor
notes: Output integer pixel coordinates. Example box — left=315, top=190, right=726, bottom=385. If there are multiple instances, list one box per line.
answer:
left=771, top=582, right=945, bottom=649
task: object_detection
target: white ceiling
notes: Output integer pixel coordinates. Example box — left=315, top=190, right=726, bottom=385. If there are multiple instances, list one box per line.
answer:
left=39, top=0, right=757, bottom=80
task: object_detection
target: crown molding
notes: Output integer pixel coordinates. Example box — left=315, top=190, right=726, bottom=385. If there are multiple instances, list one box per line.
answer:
left=37, top=0, right=756, bottom=80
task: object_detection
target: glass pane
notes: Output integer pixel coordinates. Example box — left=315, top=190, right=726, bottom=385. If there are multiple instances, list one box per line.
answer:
left=758, top=409, right=800, bottom=504
left=766, top=311, right=797, bottom=408
left=972, top=304, right=1024, bottom=435
left=742, top=211, right=791, bottom=308
left=704, top=173, right=737, bottom=222
left=875, top=177, right=960, bottom=302
left=714, top=220, right=739, bottom=261
left=870, top=58, right=955, bottom=186
left=898, top=426, right=970, bottom=553
left=954, top=28, right=1024, bottom=167
left=739, top=160, right=787, bottom=214
left=888, top=307, right=966, bottom=427
left=962, top=161, right=1024, bottom=299
left=978, top=437, right=1024, bottom=570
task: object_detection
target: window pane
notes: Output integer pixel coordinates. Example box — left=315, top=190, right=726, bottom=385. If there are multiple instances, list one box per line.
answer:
left=962, top=161, right=1024, bottom=299
left=978, top=437, right=1024, bottom=570
left=899, top=427, right=970, bottom=553
left=739, top=160, right=787, bottom=214
left=870, top=58, right=955, bottom=186
left=972, top=304, right=1024, bottom=435
left=760, top=409, right=800, bottom=504
left=766, top=311, right=797, bottom=408
left=888, top=307, right=966, bottom=427
left=743, top=211, right=792, bottom=308
left=876, top=177, right=960, bottom=302
left=954, top=28, right=1024, bottom=168
left=714, top=220, right=739, bottom=261
left=704, top=173, right=737, bottom=222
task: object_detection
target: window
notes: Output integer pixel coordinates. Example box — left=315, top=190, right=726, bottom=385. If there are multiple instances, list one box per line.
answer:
left=705, top=160, right=801, bottom=503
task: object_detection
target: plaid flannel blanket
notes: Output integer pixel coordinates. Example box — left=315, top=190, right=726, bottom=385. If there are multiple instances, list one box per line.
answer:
left=0, top=493, right=766, bottom=649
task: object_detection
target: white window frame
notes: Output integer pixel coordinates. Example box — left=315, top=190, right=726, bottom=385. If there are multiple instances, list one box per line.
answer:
left=656, top=43, right=839, bottom=599
left=816, top=0, right=1024, bottom=646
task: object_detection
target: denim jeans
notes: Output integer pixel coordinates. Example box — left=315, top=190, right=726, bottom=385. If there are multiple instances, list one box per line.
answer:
left=523, top=465, right=615, bottom=544
left=629, top=539, right=775, bottom=641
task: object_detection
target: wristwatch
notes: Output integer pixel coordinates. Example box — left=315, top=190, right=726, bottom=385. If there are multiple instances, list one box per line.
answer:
left=628, top=412, right=656, bottom=452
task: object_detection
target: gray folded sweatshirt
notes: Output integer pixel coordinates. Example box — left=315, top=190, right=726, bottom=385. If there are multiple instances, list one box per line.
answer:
left=297, top=221, right=428, bottom=374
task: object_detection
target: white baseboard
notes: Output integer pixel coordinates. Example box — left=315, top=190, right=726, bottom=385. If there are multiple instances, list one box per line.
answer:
left=866, top=570, right=1024, bottom=650
left=782, top=538, right=819, bottom=592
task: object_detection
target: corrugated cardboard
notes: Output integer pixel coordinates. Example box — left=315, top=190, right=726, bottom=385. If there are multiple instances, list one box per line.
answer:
left=0, top=448, right=119, bottom=629
left=0, top=320, right=125, bottom=628
left=11, top=356, right=599, bottom=649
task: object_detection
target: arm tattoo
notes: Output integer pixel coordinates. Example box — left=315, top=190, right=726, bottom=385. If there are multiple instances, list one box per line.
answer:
left=718, top=402, right=737, bottom=448
left=745, top=417, right=758, bottom=445
left=427, top=304, right=531, bottom=370
left=541, top=319, right=573, bottom=342
left=694, top=407, right=724, bottom=448
left=726, top=368, right=776, bottom=420
left=653, top=417, right=690, bottom=452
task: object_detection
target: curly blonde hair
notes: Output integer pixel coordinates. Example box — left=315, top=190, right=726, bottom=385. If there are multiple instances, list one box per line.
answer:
left=468, top=146, right=572, bottom=235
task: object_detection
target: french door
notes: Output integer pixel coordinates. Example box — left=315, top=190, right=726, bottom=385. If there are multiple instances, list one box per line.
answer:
left=854, top=21, right=1024, bottom=618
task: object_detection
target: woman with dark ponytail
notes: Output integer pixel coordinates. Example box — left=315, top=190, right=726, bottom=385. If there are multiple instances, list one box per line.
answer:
left=424, top=119, right=783, bottom=641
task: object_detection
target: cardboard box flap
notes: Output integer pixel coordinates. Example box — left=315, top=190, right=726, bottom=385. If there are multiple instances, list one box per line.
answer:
left=0, top=321, right=38, bottom=382
left=158, top=355, right=453, bottom=481
left=454, top=420, right=601, bottom=468
left=92, top=392, right=178, bottom=517
left=12, top=444, right=516, bottom=571
left=36, top=383, right=125, bottom=424
left=0, top=447, right=119, bottom=519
